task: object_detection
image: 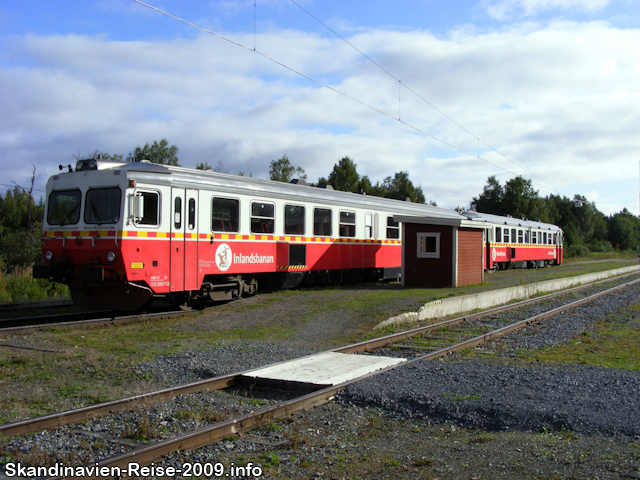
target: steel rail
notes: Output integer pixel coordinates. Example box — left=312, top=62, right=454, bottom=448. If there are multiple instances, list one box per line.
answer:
left=0, top=308, right=198, bottom=336
left=3, top=273, right=638, bottom=439
left=50, top=275, right=640, bottom=480
left=334, top=271, right=640, bottom=354
left=404, top=276, right=640, bottom=362
left=0, top=374, right=239, bottom=438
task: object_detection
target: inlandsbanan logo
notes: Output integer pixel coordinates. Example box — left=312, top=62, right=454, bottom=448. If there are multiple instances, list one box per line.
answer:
left=216, top=243, right=232, bottom=272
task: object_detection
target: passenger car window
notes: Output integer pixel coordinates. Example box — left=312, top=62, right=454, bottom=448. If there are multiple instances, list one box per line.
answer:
left=285, top=205, right=305, bottom=235
left=211, top=197, right=239, bottom=233
left=134, top=191, right=160, bottom=226
left=339, top=211, right=356, bottom=238
left=251, top=202, right=275, bottom=234
left=47, top=189, right=82, bottom=225
left=85, top=187, right=121, bottom=225
left=314, top=208, right=332, bottom=236
left=386, top=216, right=400, bottom=240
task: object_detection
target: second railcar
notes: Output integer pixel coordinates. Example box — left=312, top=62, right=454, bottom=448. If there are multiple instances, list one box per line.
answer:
left=461, top=211, right=563, bottom=271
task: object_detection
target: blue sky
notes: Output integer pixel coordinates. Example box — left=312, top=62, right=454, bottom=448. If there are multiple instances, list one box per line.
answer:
left=1, top=0, right=639, bottom=215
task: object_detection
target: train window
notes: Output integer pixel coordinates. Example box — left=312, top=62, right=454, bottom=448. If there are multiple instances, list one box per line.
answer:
left=365, top=213, right=373, bottom=239
left=495, top=227, right=501, bottom=243
left=211, top=197, right=239, bottom=233
left=284, top=205, right=305, bottom=235
left=251, top=202, right=275, bottom=234
left=47, top=189, right=82, bottom=225
left=417, top=232, right=440, bottom=259
left=548, top=233, right=552, bottom=245
left=543, top=232, right=547, bottom=244
left=387, top=217, right=400, bottom=240
left=314, top=208, right=332, bottom=236
left=174, top=197, right=182, bottom=229
left=85, top=187, right=121, bottom=225
left=511, top=228, right=516, bottom=243
left=525, top=231, right=530, bottom=243
left=532, top=231, right=537, bottom=244
left=553, top=233, right=557, bottom=245
left=188, top=198, right=196, bottom=230
left=503, top=229, right=509, bottom=243
left=518, top=230, right=523, bottom=244
left=134, top=191, right=159, bottom=226
left=339, top=211, right=356, bottom=238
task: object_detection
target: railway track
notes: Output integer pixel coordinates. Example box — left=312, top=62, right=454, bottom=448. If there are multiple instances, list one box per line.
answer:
left=0, top=306, right=198, bottom=335
left=1, top=274, right=638, bottom=479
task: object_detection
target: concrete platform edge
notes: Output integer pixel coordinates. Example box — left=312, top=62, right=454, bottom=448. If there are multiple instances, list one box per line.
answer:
left=375, top=265, right=640, bottom=329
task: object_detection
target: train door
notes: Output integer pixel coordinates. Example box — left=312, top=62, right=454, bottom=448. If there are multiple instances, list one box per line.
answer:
left=170, top=188, right=185, bottom=292
left=184, top=189, right=199, bottom=291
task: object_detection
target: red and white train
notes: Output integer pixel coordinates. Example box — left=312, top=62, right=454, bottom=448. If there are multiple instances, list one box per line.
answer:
left=461, top=211, right=563, bottom=272
left=34, top=158, right=562, bottom=310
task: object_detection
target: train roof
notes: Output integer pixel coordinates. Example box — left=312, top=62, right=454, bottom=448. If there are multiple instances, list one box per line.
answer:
left=461, top=211, right=563, bottom=232
left=58, top=160, right=472, bottom=222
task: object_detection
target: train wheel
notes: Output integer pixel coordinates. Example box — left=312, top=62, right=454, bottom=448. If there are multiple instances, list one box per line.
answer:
left=492, top=263, right=499, bottom=272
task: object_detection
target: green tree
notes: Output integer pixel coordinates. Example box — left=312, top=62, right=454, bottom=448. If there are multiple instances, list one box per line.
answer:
left=502, top=176, right=543, bottom=220
left=471, top=175, right=504, bottom=215
left=195, top=161, right=212, bottom=171
left=127, top=139, right=180, bottom=165
left=0, top=186, right=45, bottom=270
left=374, top=171, right=426, bottom=204
left=608, top=209, right=640, bottom=251
left=326, top=157, right=361, bottom=193
left=269, top=155, right=307, bottom=183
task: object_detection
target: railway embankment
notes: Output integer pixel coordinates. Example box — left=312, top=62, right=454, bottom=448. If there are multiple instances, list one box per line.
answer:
left=378, top=264, right=640, bottom=328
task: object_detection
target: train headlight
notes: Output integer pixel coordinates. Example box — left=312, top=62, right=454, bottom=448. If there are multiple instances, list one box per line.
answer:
left=107, top=252, right=116, bottom=263
left=45, top=251, right=53, bottom=261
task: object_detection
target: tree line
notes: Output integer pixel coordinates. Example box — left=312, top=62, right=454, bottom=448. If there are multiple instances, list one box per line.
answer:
left=1, top=138, right=637, bottom=272
left=471, top=175, right=640, bottom=256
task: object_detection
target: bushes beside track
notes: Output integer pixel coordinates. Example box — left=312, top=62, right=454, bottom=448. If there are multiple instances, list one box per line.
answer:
left=0, top=266, right=69, bottom=304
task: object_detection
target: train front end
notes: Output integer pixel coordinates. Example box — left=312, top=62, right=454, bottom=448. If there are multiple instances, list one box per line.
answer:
left=33, top=159, right=153, bottom=311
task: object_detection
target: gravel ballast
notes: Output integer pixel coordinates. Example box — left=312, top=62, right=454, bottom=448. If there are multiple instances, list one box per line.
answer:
left=2, top=272, right=640, bottom=479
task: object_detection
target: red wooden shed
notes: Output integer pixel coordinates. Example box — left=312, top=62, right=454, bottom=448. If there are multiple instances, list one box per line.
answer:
left=393, top=214, right=490, bottom=288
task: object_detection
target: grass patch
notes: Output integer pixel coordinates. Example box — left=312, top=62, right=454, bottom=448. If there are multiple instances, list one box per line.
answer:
left=442, top=393, right=481, bottom=402
left=528, top=305, right=640, bottom=370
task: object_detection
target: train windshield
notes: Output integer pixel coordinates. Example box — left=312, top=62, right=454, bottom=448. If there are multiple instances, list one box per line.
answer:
left=85, top=187, right=121, bottom=224
left=47, top=189, right=82, bottom=225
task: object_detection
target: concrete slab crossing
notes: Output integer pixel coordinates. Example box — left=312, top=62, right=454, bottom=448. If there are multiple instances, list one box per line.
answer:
left=242, top=352, right=406, bottom=386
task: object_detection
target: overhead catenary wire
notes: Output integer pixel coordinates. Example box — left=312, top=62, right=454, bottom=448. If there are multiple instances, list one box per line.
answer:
left=288, top=0, right=565, bottom=197
left=132, top=1, right=523, bottom=178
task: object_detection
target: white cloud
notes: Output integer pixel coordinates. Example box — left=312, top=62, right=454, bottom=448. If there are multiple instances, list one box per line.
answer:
left=483, top=0, right=612, bottom=20
left=1, top=18, right=639, bottom=214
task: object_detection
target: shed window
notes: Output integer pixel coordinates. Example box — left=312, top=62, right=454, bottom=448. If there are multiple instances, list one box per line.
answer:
left=417, top=232, right=440, bottom=259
